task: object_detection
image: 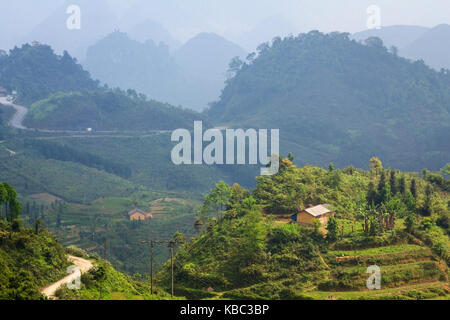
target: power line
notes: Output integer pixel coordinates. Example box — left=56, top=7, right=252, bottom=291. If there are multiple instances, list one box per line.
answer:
left=141, top=240, right=184, bottom=297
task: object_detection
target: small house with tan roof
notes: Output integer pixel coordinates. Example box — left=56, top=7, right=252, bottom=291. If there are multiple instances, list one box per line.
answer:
left=292, top=204, right=334, bottom=226
left=128, top=208, right=153, bottom=221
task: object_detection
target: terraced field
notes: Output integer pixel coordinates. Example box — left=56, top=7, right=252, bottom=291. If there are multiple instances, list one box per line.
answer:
left=307, top=243, right=450, bottom=300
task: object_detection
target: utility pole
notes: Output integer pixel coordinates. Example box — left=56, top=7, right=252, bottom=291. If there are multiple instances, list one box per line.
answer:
left=170, top=241, right=174, bottom=297
left=141, top=239, right=184, bottom=298
left=150, top=241, right=154, bottom=295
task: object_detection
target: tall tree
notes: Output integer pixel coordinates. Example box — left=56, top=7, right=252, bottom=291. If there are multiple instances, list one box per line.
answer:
left=376, top=171, right=387, bottom=204
left=328, top=163, right=335, bottom=172
left=410, top=179, right=417, bottom=199
left=389, top=170, right=398, bottom=195
left=0, top=184, right=7, bottom=220
left=399, top=175, right=407, bottom=195
left=326, top=216, right=338, bottom=242
left=369, top=157, right=383, bottom=175
left=2, top=183, right=21, bottom=222
left=421, top=185, right=433, bottom=217
left=366, top=181, right=377, bottom=206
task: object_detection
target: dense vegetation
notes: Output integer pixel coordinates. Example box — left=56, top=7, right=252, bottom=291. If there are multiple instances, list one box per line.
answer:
left=157, top=156, right=450, bottom=299
left=0, top=44, right=98, bottom=105
left=0, top=184, right=179, bottom=300
left=1, top=34, right=449, bottom=300
left=0, top=42, right=209, bottom=131
left=0, top=134, right=257, bottom=204
left=24, top=139, right=132, bottom=178
left=0, top=148, right=144, bottom=204
left=207, top=31, right=450, bottom=171
left=0, top=183, right=69, bottom=299
left=24, top=90, right=208, bottom=131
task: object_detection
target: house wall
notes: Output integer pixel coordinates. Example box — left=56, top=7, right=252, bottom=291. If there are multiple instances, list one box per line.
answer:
left=298, top=211, right=315, bottom=225
left=297, top=211, right=334, bottom=226
left=129, top=213, right=145, bottom=221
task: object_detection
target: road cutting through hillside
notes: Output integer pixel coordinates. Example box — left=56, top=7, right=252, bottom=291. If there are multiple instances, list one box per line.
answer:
left=40, top=255, right=93, bottom=299
left=0, top=95, right=171, bottom=137
left=0, top=96, right=28, bottom=129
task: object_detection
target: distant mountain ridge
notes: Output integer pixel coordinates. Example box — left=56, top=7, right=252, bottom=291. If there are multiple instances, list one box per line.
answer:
left=84, top=31, right=190, bottom=107
left=353, top=24, right=450, bottom=71
left=352, top=25, right=429, bottom=50
left=173, top=32, right=247, bottom=109
left=84, top=31, right=246, bottom=111
left=23, top=0, right=120, bottom=60
left=402, top=24, right=450, bottom=71
left=126, top=19, right=181, bottom=51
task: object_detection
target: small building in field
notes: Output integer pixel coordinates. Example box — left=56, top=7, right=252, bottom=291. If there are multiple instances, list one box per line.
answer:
left=128, top=208, right=146, bottom=221
left=292, top=204, right=334, bottom=226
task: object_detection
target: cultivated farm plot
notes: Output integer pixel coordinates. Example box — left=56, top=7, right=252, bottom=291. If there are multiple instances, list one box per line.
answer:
left=310, top=244, right=450, bottom=300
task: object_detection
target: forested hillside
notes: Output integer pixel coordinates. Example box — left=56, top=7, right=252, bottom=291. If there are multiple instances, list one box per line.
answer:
left=0, top=183, right=69, bottom=299
left=0, top=44, right=98, bottom=105
left=207, top=31, right=450, bottom=171
left=24, top=90, right=208, bottom=131
left=157, top=157, right=450, bottom=300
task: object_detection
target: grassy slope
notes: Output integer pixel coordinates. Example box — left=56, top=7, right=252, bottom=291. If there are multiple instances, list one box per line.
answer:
left=0, top=152, right=144, bottom=204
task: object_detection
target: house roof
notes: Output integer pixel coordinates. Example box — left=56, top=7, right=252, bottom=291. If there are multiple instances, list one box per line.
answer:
left=302, top=204, right=333, bottom=217
left=128, top=208, right=146, bottom=216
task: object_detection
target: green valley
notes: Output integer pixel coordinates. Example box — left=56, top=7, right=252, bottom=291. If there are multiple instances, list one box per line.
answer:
left=0, top=27, right=449, bottom=302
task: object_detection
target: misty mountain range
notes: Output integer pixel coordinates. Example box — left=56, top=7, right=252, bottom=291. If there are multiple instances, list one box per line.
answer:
left=353, top=24, right=450, bottom=71
left=84, top=31, right=246, bottom=111
left=1, top=1, right=449, bottom=112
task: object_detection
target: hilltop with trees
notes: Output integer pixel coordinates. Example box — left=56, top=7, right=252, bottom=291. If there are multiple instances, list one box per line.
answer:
left=0, top=44, right=98, bottom=106
left=156, top=156, right=450, bottom=299
left=0, top=43, right=209, bottom=131
left=207, top=31, right=450, bottom=171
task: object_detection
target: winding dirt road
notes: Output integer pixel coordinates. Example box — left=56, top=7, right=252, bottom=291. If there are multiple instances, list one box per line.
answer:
left=40, top=255, right=93, bottom=300
left=0, top=96, right=28, bottom=130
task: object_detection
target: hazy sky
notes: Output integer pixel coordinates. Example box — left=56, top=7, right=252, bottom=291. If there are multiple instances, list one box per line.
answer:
left=1, top=0, right=449, bottom=51
left=111, top=0, right=450, bottom=40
